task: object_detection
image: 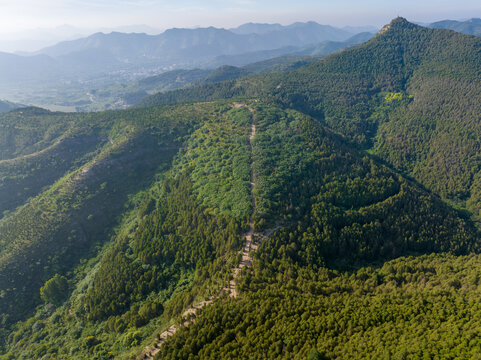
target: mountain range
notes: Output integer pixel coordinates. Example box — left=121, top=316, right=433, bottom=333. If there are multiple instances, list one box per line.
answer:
left=2, top=18, right=481, bottom=110
left=3, top=17, right=481, bottom=360
left=429, top=17, right=481, bottom=35
left=0, top=25, right=374, bottom=112
left=1, top=18, right=481, bottom=89
left=54, top=32, right=374, bottom=112
left=0, top=21, right=363, bottom=86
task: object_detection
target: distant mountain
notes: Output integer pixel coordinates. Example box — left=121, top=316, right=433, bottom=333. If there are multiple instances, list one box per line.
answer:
left=202, top=32, right=374, bottom=68
left=0, top=21, right=372, bottom=109
left=34, top=22, right=355, bottom=64
left=0, top=24, right=162, bottom=54
left=0, top=100, right=23, bottom=113
left=58, top=34, right=372, bottom=112
left=429, top=18, right=481, bottom=36
left=342, top=25, right=379, bottom=33
left=0, top=52, right=58, bottom=83
left=202, top=46, right=300, bottom=68
left=230, top=22, right=285, bottom=34
left=118, top=32, right=373, bottom=107
left=291, top=32, right=375, bottom=56
left=0, top=21, right=365, bottom=91
left=229, top=21, right=352, bottom=41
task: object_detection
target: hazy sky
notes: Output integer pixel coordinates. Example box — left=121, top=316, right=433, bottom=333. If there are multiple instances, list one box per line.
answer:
left=0, top=0, right=480, bottom=34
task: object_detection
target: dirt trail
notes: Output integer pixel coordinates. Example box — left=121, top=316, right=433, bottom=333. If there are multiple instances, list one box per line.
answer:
left=138, top=104, right=258, bottom=360
left=0, top=136, right=68, bottom=166
left=228, top=112, right=257, bottom=298
left=140, top=298, right=214, bottom=359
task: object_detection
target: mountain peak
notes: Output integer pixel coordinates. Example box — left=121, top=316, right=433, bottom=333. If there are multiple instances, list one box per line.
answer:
left=379, top=17, right=415, bottom=34
left=390, top=16, right=410, bottom=25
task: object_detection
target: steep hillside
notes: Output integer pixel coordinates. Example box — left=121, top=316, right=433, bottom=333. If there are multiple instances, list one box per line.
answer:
left=0, top=103, right=221, bottom=328
left=3, top=18, right=481, bottom=360
left=1, top=102, right=479, bottom=359
left=138, top=18, right=481, bottom=219
left=158, top=253, right=481, bottom=359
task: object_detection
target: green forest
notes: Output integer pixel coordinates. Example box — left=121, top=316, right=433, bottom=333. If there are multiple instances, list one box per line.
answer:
left=3, top=17, right=481, bottom=360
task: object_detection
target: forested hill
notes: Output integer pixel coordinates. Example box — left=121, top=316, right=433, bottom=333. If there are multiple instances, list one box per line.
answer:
left=3, top=18, right=481, bottom=360
left=138, top=18, right=481, bottom=219
left=1, top=101, right=480, bottom=359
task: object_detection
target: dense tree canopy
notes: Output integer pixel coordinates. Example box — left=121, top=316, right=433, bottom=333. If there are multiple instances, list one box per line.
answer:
left=3, top=18, right=481, bottom=360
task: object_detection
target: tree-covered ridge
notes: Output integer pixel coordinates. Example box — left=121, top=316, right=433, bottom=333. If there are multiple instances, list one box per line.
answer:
left=0, top=132, right=102, bottom=219
left=251, top=106, right=318, bottom=228
left=0, top=107, right=78, bottom=161
left=0, top=101, right=254, bottom=358
left=247, top=104, right=479, bottom=263
left=137, top=18, right=481, bottom=222
left=0, top=131, right=177, bottom=328
left=4, top=18, right=481, bottom=360
left=174, top=105, right=252, bottom=218
left=1, top=172, right=240, bottom=360
left=150, top=102, right=481, bottom=359
left=84, top=173, right=243, bottom=322
left=0, top=102, right=232, bottom=329
left=156, top=253, right=481, bottom=360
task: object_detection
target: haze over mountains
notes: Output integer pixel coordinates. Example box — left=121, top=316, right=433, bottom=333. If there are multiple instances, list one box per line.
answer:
left=0, top=24, right=163, bottom=54
left=0, top=21, right=376, bottom=111
left=0, top=21, right=364, bottom=84
left=429, top=18, right=481, bottom=35
left=1, top=17, right=481, bottom=112
left=2, top=17, right=481, bottom=87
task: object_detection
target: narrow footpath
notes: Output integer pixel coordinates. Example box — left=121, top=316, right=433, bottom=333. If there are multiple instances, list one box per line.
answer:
left=138, top=105, right=257, bottom=360
left=228, top=112, right=257, bottom=298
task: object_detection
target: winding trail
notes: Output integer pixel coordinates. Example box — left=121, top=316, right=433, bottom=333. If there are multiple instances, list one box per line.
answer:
left=0, top=136, right=68, bottom=166
left=228, top=111, right=257, bottom=298
left=137, top=104, right=258, bottom=360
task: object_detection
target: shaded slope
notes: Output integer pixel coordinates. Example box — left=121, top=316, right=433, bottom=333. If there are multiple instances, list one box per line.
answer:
left=0, top=103, right=220, bottom=327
